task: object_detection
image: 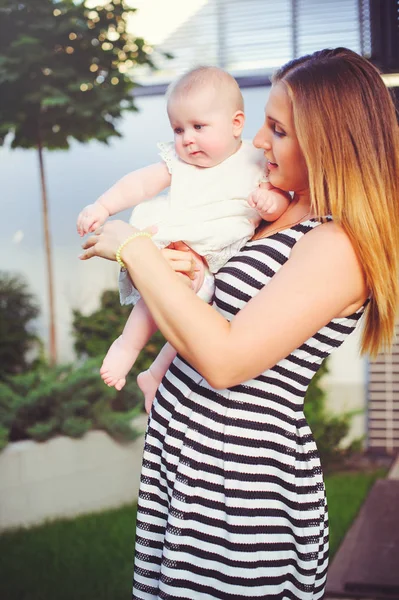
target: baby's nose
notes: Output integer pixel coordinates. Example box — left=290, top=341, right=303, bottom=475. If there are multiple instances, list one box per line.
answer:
left=183, top=131, right=194, bottom=146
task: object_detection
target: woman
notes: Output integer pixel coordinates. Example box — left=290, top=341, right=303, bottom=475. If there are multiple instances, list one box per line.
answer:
left=81, top=48, right=399, bottom=599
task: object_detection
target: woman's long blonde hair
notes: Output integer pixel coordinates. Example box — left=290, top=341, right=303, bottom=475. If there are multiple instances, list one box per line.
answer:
left=273, top=48, right=399, bottom=357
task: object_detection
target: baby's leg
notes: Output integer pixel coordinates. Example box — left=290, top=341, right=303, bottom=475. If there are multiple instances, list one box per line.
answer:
left=137, top=342, right=177, bottom=414
left=100, top=298, right=157, bottom=391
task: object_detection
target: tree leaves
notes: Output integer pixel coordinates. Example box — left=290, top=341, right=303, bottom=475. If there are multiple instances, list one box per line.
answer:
left=0, top=0, right=159, bottom=150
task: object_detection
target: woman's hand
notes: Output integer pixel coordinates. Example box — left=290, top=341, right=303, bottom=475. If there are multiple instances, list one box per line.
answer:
left=161, top=242, right=199, bottom=280
left=79, top=221, right=153, bottom=262
left=162, top=242, right=205, bottom=292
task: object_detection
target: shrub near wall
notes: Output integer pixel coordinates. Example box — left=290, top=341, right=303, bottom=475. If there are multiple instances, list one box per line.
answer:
left=0, top=358, right=144, bottom=450
left=304, top=359, right=363, bottom=471
left=0, top=359, right=148, bottom=530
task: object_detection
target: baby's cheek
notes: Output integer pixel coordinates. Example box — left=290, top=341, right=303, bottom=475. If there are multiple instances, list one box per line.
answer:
left=207, top=138, right=229, bottom=156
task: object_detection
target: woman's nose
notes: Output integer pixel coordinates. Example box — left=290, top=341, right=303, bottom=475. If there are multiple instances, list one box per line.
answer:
left=253, top=127, right=270, bottom=150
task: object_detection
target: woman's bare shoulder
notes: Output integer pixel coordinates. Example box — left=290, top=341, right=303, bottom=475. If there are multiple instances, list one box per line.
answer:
left=291, top=219, right=368, bottom=314
left=294, top=219, right=357, bottom=255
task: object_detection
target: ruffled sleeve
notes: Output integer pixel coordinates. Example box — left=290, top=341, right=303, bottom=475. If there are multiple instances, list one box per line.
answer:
left=157, top=141, right=176, bottom=174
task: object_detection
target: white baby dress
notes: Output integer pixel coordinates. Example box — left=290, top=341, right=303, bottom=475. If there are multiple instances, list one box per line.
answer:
left=119, top=140, right=266, bottom=305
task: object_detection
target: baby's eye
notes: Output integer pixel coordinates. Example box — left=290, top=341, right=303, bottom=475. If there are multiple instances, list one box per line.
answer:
left=174, top=127, right=183, bottom=135
left=194, top=124, right=204, bottom=130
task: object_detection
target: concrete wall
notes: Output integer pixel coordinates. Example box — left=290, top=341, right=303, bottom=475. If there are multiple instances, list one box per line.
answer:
left=324, top=327, right=367, bottom=444
left=0, top=416, right=147, bottom=531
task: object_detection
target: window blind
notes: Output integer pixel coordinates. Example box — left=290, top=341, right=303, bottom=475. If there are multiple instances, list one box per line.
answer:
left=134, top=0, right=371, bottom=87
left=367, top=321, right=399, bottom=454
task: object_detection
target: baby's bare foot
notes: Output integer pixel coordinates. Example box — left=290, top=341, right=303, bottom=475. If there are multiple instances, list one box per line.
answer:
left=100, top=336, right=139, bottom=391
left=137, top=369, right=161, bottom=414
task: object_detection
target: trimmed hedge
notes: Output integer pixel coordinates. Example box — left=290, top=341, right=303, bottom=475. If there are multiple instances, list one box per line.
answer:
left=0, top=358, right=144, bottom=450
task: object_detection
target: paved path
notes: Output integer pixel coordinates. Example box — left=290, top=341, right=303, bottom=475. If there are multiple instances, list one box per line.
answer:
left=326, top=454, right=399, bottom=600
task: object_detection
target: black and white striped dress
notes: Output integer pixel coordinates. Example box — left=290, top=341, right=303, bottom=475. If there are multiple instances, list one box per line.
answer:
left=132, top=219, right=366, bottom=600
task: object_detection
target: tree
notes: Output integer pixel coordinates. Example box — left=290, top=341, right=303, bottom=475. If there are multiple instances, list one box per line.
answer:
left=0, top=0, right=158, bottom=365
left=72, top=289, right=165, bottom=374
left=0, top=272, right=42, bottom=381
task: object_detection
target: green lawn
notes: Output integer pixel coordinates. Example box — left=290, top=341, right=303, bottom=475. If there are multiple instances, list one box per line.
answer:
left=0, top=468, right=386, bottom=600
left=326, top=467, right=387, bottom=557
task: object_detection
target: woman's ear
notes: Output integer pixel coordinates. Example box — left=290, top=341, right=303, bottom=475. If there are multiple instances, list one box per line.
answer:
left=232, top=110, right=245, bottom=137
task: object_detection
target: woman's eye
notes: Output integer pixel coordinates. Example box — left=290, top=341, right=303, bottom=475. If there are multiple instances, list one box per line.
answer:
left=194, top=124, right=203, bottom=130
left=272, top=123, right=286, bottom=138
left=174, top=127, right=183, bottom=134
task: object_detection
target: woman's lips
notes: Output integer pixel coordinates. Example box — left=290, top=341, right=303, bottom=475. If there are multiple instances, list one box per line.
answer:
left=268, top=160, right=278, bottom=169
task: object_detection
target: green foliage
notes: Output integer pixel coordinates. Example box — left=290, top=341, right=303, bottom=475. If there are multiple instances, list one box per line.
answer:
left=0, top=358, right=144, bottom=448
left=326, top=468, right=387, bottom=557
left=72, top=289, right=165, bottom=374
left=0, top=271, right=43, bottom=381
left=304, top=359, right=363, bottom=471
left=0, top=0, right=158, bottom=149
left=0, top=425, right=8, bottom=451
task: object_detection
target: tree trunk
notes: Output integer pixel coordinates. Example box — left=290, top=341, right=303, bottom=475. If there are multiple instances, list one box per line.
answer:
left=37, top=134, right=57, bottom=366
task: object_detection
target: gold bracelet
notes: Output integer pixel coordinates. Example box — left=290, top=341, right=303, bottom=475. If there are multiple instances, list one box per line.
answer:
left=116, top=231, right=153, bottom=268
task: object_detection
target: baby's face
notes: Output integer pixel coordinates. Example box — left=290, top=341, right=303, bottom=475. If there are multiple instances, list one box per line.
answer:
left=167, top=87, right=242, bottom=168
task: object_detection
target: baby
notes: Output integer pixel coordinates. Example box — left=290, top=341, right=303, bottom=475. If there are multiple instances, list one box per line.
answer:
left=77, top=66, right=290, bottom=411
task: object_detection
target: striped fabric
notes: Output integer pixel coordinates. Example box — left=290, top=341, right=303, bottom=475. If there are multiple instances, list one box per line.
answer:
left=132, top=219, right=366, bottom=600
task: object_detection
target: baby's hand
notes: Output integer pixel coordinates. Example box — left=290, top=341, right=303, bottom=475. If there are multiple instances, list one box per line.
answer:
left=248, top=182, right=291, bottom=221
left=77, top=203, right=109, bottom=237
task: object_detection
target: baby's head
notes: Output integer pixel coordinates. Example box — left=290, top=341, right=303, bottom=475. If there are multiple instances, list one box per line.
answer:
left=166, top=66, right=245, bottom=168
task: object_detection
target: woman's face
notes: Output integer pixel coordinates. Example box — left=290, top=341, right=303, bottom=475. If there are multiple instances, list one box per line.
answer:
left=253, top=82, right=309, bottom=196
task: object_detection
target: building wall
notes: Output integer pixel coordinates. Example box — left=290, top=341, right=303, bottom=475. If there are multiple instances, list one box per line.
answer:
left=324, top=327, right=368, bottom=444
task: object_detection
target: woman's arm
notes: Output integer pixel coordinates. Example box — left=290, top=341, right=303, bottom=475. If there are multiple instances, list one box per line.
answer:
left=81, top=221, right=367, bottom=388
left=77, top=162, right=171, bottom=236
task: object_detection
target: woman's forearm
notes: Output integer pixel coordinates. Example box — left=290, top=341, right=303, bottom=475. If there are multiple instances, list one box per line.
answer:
left=122, top=237, right=231, bottom=386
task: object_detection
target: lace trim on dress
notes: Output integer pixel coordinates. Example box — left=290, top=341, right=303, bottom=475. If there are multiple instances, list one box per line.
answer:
left=157, top=141, right=175, bottom=174
left=205, top=235, right=251, bottom=273
left=119, top=268, right=141, bottom=306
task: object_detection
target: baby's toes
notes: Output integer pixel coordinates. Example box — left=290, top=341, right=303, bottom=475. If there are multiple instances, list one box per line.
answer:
left=115, top=378, right=126, bottom=391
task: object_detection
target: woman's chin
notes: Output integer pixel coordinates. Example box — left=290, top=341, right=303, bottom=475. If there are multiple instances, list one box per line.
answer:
left=269, top=173, right=289, bottom=192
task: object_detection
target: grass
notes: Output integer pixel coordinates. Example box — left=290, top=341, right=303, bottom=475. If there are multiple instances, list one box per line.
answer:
left=0, top=504, right=137, bottom=600
left=0, top=468, right=387, bottom=600
left=325, top=467, right=387, bottom=557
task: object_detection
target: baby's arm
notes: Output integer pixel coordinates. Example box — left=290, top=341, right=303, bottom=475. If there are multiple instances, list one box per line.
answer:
left=77, top=162, right=171, bottom=236
left=248, top=181, right=291, bottom=222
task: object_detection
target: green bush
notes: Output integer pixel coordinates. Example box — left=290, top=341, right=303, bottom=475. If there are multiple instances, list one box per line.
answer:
left=304, top=359, right=363, bottom=471
left=72, top=290, right=165, bottom=374
left=0, top=271, right=43, bottom=381
left=0, top=359, right=144, bottom=450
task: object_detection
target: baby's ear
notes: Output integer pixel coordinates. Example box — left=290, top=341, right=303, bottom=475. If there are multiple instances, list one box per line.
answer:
left=232, top=110, right=245, bottom=137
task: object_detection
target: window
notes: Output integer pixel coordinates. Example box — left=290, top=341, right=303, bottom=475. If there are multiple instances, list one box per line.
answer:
left=368, top=322, right=399, bottom=455
left=132, top=0, right=371, bottom=90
